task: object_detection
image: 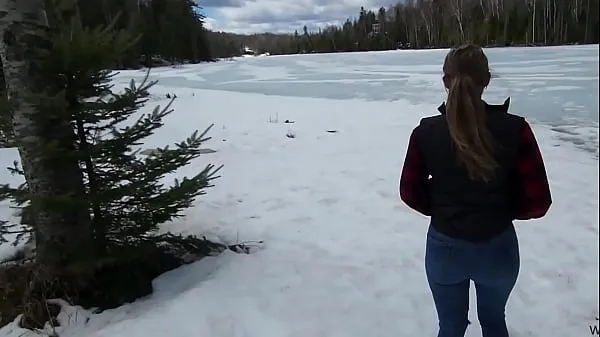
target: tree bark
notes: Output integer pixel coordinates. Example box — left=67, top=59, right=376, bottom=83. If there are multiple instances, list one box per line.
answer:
left=583, top=0, right=590, bottom=43
left=0, top=0, right=93, bottom=276
left=532, top=0, right=537, bottom=44
left=450, top=0, right=465, bottom=42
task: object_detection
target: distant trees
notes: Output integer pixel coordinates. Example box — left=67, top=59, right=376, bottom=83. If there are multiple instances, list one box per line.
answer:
left=3, top=0, right=591, bottom=68
left=211, top=0, right=598, bottom=56
left=0, top=0, right=592, bottom=67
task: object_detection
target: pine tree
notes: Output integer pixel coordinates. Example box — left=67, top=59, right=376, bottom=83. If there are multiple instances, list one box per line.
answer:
left=0, top=0, right=224, bottom=320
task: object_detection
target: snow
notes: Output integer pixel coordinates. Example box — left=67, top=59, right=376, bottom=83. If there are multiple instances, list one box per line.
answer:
left=1, top=45, right=598, bottom=337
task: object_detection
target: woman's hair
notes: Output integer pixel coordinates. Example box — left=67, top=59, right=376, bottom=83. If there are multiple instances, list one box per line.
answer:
left=443, top=44, right=498, bottom=182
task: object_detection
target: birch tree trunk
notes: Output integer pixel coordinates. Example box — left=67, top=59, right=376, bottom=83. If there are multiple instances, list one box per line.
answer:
left=0, top=0, right=93, bottom=276
left=532, top=0, right=537, bottom=44
left=583, top=0, right=590, bottom=43
left=0, top=58, right=14, bottom=147
left=421, top=8, right=433, bottom=46
left=450, top=0, right=465, bottom=42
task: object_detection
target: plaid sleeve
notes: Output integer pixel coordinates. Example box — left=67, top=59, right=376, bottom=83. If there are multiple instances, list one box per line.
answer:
left=399, top=127, right=431, bottom=216
left=514, top=122, right=552, bottom=220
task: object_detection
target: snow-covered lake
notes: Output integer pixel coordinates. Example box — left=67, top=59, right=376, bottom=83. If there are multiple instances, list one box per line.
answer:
left=116, top=45, right=600, bottom=156
left=1, top=45, right=598, bottom=337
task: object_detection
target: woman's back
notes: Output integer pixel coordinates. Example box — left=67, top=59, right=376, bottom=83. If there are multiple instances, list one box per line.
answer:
left=412, top=100, right=526, bottom=241
left=399, top=44, right=551, bottom=242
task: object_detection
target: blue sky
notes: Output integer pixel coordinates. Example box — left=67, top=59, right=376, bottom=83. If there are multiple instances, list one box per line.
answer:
left=200, top=7, right=218, bottom=19
left=197, top=0, right=386, bottom=34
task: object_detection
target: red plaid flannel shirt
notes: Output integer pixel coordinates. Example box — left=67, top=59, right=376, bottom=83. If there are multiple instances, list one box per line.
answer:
left=399, top=121, right=552, bottom=220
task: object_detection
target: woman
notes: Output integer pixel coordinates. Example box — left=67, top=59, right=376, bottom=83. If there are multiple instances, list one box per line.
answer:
left=399, top=44, right=552, bottom=337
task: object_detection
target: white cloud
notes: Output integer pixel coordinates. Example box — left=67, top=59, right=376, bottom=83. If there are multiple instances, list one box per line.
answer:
left=203, top=0, right=387, bottom=34
left=203, top=16, right=217, bottom=30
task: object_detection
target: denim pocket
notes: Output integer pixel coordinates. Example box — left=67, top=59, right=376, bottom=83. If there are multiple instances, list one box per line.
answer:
left=425, top=231, right=465, bottom=285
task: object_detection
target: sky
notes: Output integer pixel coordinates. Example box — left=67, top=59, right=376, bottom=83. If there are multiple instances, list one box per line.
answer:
left=199, top=0, right=387, bottom=34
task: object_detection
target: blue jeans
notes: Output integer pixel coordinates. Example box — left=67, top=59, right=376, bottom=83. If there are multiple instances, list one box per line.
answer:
left=425, top=225, right=520, bottom=337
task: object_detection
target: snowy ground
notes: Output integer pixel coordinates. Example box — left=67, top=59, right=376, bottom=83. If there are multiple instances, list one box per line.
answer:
left=0, top=46, right=598, bottom=337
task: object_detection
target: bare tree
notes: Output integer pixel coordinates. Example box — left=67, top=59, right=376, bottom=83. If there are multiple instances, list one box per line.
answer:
left=529, top=0, right=537, bottom=44
left=479, top=0, right=491, bottom=43
left=449, top=0, right=466, bottom=41
left=420, top=0, right=434, bottom=46
left=584, top=0, right=590, bottom=42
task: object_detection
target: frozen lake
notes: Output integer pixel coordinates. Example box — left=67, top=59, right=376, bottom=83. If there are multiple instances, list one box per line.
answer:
left=118, top=45, right=599, bottom=156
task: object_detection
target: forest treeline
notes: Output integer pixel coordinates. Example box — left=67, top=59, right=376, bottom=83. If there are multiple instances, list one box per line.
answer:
left=215, top=0, right=599, bottom=56
left=72, top=0, right=599, bottom=66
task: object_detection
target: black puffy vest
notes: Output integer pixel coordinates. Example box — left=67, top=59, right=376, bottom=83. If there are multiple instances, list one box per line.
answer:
left=414, top=98, right=526, bottom=242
